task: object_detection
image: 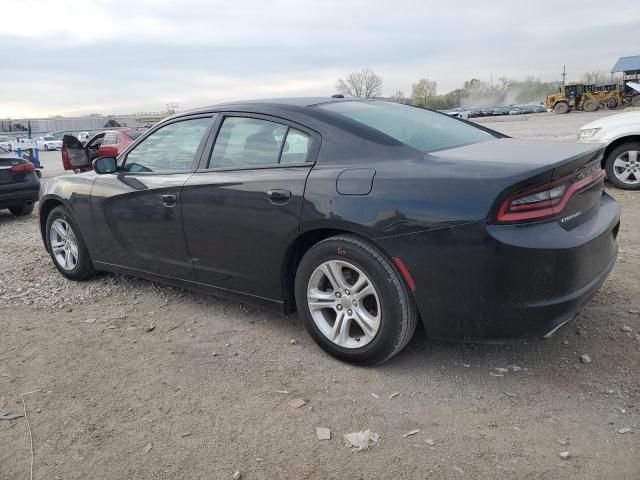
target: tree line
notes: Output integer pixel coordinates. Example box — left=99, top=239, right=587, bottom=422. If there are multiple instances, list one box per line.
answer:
left=336, top=69, right=615, bottom=109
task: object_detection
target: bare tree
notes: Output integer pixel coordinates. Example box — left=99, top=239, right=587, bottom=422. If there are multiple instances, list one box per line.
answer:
left=390, top=90, right=405, bottom=103
left=336, top=69, right=383, bottom=98
left=411, top=78, right=437, bottom=107
left=496, top=77, right=513, bottom=95
left=581, top=71, right=609, bottom=85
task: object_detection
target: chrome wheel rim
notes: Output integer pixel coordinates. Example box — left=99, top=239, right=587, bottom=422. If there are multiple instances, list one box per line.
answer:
left=307, top=260, right=381, bottom=349
left=613, top=150, right=640, bottom=185
left=49, top=219, right=79, bottom=271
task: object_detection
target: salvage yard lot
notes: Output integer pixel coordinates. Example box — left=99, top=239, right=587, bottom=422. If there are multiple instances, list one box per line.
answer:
left=1, top=111, right=639, bottom=479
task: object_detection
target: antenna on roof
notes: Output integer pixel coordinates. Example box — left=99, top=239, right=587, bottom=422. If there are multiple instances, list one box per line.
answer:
left=331, top=94, right=345, bottom=98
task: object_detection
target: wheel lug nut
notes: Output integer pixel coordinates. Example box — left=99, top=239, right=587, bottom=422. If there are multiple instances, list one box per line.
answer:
left=352, top=300, right=357, bottom=306
left=347, top=309, right=353, bottom=315
left=335, top=292, right=341, bottom=298
left=336, top=305, right=343, bottom=311
left=345, top=289, right=350, bottom=295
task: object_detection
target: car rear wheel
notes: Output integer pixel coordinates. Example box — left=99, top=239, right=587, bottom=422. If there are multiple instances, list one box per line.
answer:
left=9, top=202, right=34, bottom=216
left=45, top=206, right=95, bottom=280
left=44, top=144, right=49, bottom=151
left=294, top=235, right=418, bottom=365
left=605, top=142, right=640, bottom=190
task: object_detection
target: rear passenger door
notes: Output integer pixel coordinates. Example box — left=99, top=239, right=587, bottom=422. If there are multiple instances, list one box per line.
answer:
left=181, top=113, right=319, bottom=302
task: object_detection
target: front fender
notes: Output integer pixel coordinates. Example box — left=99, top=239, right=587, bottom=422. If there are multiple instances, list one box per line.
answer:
left=38, top=174, right=95, bottom=249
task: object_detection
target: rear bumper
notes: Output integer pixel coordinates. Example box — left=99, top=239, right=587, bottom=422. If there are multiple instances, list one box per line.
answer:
left=0, top=188, right=39, bottom=208
left=376, top=192, right=620, bottom=342
left=0, top=177, right=40, bottom=208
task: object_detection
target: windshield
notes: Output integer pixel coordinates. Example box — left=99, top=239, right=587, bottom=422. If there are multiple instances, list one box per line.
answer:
left=318, top=100, right=495, bottom=152
left=43, top=136, right=57, bottom=141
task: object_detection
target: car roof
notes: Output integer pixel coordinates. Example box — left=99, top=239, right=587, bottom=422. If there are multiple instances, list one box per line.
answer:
left=179, top=97, right=351, bottom=116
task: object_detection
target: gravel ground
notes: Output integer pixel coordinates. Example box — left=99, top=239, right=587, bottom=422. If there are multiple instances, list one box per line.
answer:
left=1, top=112, right=639, bottom=479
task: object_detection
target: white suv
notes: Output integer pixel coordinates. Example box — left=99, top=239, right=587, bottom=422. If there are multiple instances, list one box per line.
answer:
left=578, top=111, right=640, bottom=190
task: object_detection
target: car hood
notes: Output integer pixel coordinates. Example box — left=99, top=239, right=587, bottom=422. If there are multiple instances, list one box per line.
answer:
left=580, top=111, right=640, bottom=131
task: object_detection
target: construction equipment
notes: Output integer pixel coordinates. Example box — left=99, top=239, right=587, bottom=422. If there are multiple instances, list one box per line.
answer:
left=545, top=82, right=627, bottom=114
left=612, top=55, right=640, bottom=108
left=546, top=83, right=603, bottom=113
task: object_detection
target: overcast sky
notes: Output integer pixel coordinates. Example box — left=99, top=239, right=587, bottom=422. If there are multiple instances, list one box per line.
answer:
left=1, top=0, right=638, bottom=117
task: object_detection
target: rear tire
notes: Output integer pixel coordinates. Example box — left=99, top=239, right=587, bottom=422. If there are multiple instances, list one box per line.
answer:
left=9, top=202, right=34, bottom=216
left=604, top=142, right=640, bottom=190
left=553, top=102, right=569, bottom=114
left=45, top=206, right=95, bottom=280
left=583, top=99, right=599, bottom=112
left=603, top=97, right=617, bottom=109
left=294, top=235, right=418, bottom=365
left=633, top=96, right=640, bottom=107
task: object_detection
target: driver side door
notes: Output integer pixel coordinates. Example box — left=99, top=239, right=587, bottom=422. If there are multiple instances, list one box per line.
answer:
left=89, top=115, right=214, bottom=280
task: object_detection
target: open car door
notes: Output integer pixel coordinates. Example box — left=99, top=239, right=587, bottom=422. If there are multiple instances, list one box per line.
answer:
left=61, top=135, right=90, bottom=172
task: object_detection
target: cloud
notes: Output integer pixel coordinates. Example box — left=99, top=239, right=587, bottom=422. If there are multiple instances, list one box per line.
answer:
left=1, top=0, right=638, bottom=116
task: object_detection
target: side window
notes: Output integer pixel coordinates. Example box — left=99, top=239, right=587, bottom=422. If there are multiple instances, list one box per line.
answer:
left=209, top=117, right=287, bottom=169
left=123, top=117, right=211, bottom=173
left=280, top=128, right=312, bottom=164
left=102, top=133, right=117, bottom=145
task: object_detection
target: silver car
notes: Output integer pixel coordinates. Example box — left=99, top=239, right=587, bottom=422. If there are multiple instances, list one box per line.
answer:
left=578, top=111, right=640, bottom=190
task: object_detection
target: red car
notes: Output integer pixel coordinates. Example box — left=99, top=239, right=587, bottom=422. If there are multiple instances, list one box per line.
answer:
left=62, top=129, right=147, bottom=172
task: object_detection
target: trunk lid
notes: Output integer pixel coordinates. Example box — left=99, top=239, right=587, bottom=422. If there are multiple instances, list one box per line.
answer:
left=430, top=138, right=604, bottom=225
left=0, top=155, right=32, bottom=186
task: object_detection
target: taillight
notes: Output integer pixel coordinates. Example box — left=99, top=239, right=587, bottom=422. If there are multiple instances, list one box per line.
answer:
left=10, top=162, right=35, bottom=173
left=496, top=168, right=604, bottom=223
left=61, top=145, right=72, bottom=170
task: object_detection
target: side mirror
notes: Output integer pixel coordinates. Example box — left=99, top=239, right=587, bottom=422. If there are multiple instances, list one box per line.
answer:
left=92, top=156, right=117, bottom=174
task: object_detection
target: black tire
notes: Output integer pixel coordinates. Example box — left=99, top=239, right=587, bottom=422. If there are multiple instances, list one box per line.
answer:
left=553, top=102, right=569, bottom=114
left=44, top=144, right=49, bottom=151
left=9, top=202, right=34, bottom=216
left=583, top=99, right=599, bottom=112
left=294, top=235, right=418, bottom=365
left=45, top=205, right=95, bottom=280
left=604, top=142, right=640, bottom=190
left=633, top=96, right=640, bottom=107
left=603, top=97, right=617, bottom=109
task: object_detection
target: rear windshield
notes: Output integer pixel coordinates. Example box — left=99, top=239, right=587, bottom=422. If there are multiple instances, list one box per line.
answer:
left=318, top=100, right=495, bottom=152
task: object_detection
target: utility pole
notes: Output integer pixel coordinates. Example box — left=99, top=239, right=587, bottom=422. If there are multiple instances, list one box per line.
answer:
left=561, top=65, right=567, bottom=86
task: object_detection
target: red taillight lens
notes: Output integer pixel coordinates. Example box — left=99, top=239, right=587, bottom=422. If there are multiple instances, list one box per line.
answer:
left=10, top=162, right=35, bottom=173
left=496, top=169, right=604, bottom=223
left=61, top=145, right=72, bottom=170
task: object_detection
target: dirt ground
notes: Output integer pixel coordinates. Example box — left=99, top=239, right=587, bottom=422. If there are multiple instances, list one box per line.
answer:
left=1, top=111, right=638, bottom=479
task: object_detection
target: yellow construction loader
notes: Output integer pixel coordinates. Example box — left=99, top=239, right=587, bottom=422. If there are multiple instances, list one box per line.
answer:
left=546, top=83, right=624, bottom=113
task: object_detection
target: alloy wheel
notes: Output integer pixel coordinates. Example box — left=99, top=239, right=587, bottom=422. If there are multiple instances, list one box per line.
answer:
left=306, top=260, right=381, bottom=349
left=49, top=219, right=79, bottom=271
left=612, top=150, right=640, bottom=186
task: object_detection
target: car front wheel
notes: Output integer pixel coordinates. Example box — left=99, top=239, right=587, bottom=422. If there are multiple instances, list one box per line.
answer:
left=605, top=142, right=640, bottom=190
left=295, top=235, right=418, bottom=365
left=45, top=206, right=95, bottom=280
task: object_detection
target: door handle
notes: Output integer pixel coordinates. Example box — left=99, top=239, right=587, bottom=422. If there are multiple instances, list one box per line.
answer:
left=161, top=193, right=178, bottom=206
left=267, top=189, right=292, bottom=204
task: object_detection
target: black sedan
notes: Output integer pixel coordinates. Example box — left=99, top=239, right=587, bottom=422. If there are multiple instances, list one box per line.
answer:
left=38, top=98, right=620, bottom=364
left=0, top=147, right=39, bottom=216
